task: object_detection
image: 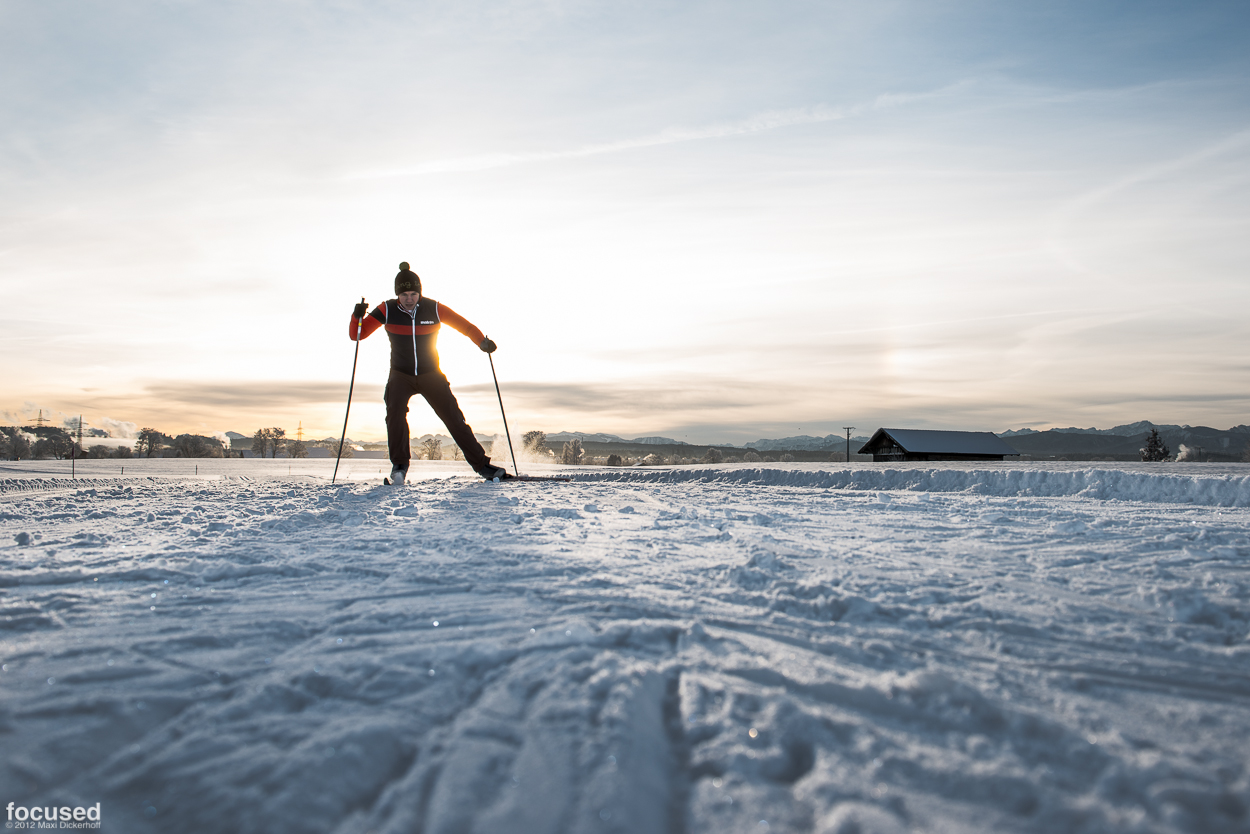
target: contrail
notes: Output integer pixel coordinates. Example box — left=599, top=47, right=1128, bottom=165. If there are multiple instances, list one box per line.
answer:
left=1046, top=125, right=1250, bottom=277
left=345, top=85, right=963, bottom=181
left=1060, top=126, right=1250, bottom=217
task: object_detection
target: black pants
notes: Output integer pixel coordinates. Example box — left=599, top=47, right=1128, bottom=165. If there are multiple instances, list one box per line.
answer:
left=384, top=369, right=492, bottom=473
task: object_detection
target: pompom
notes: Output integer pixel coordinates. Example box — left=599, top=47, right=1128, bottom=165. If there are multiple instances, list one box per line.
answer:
left=399, top=261, right=410, bottom=271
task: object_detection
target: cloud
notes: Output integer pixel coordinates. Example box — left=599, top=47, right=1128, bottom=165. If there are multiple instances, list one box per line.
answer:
left=1045, top=126, right=1250, bottom=282
left=10, top=366, right=1247, bottom=449
left=2, top=405, right=139, bottom=439
left=98, top=417, right=138, bottom=439
left=1, top=402, right=71, bottom=428
left=1057, top=126, right=1250, bottom=221
left=457, top=378, right=767, bottom=415
left=141, top=381, right=383, bottom=408
left=347, top=85, right=961, bottom=180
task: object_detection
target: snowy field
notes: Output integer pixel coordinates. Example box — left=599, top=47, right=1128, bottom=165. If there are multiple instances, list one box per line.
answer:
left=1, top=459, right=1249, bottom=834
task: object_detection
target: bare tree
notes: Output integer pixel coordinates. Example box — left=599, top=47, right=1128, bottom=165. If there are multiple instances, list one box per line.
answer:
left=701, top=448, right=724, bottom=464
left=173, top=434, right=225, bottom=458
left=606, top=454, right=623, bottom=466
left=743, top=450, right=762, bottom=462
left=33, top=433, right=75, bottom=460
left=321, top=439, right=354, bottom=458
left=250, top=428, right=286, bottom=457
left=136, top=427, right=165, bottom=457
left=560, top=439, right=583, bottom=465
left=246, top=427, right=283, bottom=460
left=522, top=431, right=548, bottom=456
left=420, top=437, right=442, bottom=460
left=269, top=428, right=286, bottom=458
left=252, top=429, right=272, bottom=457
left=0, top=428, right=33, bottom=460
left=288, top=440, right=308, bottom=458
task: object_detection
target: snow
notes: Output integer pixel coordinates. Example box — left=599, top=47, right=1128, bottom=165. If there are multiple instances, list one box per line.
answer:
left=1, top=459, right=1248, bottom=833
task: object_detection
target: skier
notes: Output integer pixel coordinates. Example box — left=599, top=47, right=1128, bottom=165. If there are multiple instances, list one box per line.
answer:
left=349, top=263, right=511, bottom=485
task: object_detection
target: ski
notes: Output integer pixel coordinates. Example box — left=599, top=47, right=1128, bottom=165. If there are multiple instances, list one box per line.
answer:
left=380, top=475, right=572, bottom=482
left=499, top=475, right=572, bottom=483
left=380, top=475, right=568, bottom=484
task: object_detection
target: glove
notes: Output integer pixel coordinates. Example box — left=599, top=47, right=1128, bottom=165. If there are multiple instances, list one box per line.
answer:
left=479, top=337, right=497, bottom=353
left=352, top=301, right=369, bottom=319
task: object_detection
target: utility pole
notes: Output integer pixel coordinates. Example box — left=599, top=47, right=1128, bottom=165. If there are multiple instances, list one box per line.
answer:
left=843, top=426, right=855, bottom=464
left=296, top=421, right=304, bottom=442
left=72, top=414, right=83, bottom=479
left=33, top=409, right=48, bottom=428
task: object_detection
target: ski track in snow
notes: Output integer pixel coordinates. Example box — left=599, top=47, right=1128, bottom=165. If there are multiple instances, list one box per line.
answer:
left=1, top=460, right=1248, bottom=834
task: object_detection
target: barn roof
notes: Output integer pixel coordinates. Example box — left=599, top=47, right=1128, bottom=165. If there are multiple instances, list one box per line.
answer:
left=858, top=428, right=1020, bottom=456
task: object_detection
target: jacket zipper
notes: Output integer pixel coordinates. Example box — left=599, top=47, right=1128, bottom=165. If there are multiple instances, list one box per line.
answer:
left=410, top=303, right=418, bottom=373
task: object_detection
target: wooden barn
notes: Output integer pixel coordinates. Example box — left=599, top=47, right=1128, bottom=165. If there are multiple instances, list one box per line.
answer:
left=858, top=428, right=1021, bottom=462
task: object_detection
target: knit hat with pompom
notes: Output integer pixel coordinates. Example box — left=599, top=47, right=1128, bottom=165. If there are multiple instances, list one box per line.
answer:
left=395, top=262, right=421, bottom=295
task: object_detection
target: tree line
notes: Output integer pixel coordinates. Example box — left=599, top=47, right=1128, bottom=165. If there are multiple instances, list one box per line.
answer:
left=514, top=432, right=829, bottom=466
left=0, top=426, right=102, bottom=460
left=1, top=425, right=232, bottom=460
left=0, top=423, right=351, bottom=461
left=250, top=428, right=350, bottom=458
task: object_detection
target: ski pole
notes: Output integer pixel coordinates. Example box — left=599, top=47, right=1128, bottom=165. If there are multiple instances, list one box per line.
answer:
left=488, top=352, right=519, bottom=477
left=333, top=298, right=365, bottom=484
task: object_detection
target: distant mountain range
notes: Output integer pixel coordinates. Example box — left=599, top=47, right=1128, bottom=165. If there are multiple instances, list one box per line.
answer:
left=998, top=422, right=1209, bottom=438
left=546, top=431, right=689, bottom=445
left=742, top=433, right=873, bottom=451
left=545, top=431, right=884, bottom=450
left=997, top=423, right=1250, bottom=460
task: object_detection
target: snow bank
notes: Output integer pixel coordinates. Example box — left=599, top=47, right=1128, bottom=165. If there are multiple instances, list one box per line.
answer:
left=573, top=465, right=1250, bottom=506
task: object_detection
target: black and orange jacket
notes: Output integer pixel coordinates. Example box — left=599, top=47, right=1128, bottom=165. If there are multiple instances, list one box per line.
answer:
left=349, top=297, right=485, bottom=376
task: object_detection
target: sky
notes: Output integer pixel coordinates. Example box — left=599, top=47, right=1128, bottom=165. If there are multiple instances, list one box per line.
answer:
left=2, top=0, right=1249, bottom=445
